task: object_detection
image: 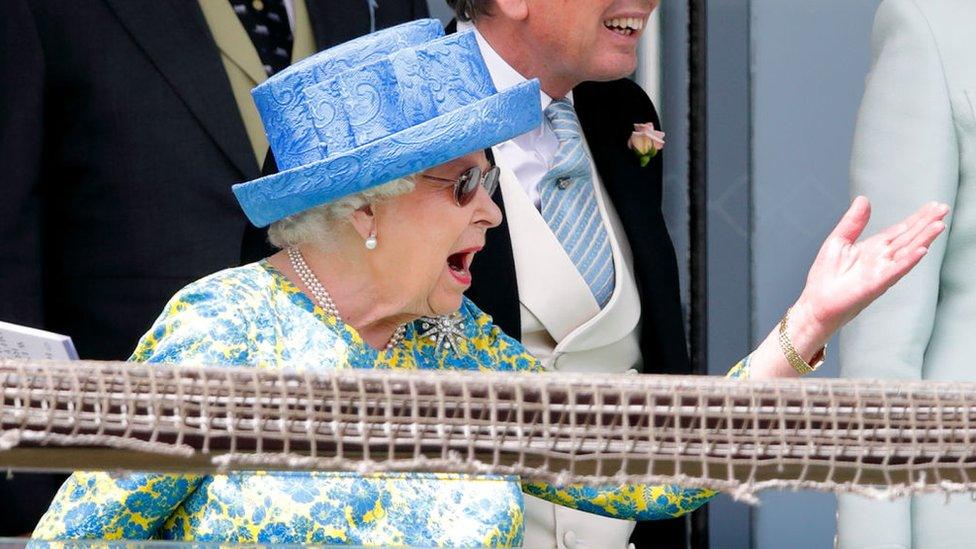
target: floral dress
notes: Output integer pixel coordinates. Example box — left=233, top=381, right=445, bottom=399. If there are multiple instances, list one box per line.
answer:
left=33, top=261, right=748, bottom=546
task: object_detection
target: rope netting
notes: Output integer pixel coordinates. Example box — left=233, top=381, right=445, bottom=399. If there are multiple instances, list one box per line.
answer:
left=2, top=360, right=975, bottom=503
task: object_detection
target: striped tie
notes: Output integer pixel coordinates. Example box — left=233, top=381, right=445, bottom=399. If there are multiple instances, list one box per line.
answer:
left=539, top=99, right=615, bottom=307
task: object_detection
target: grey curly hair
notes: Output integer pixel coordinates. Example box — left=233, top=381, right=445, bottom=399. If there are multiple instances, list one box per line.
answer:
left=267, top=177, right=415, bottom=250
left=446, top=0, right=493, bottom=22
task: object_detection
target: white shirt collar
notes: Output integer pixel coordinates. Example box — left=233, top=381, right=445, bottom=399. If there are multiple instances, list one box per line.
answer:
left=458, top=21, right=573, bottom=109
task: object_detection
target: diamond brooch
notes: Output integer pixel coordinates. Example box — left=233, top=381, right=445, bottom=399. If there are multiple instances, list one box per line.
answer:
left=417, top=313, right=466, bottom=355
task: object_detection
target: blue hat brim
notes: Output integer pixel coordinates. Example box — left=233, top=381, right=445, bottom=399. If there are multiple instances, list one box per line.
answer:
left=233, top=80, right=543, bottom=228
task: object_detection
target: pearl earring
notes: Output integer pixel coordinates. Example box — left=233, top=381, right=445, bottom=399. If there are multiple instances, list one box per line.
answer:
left=365, top=230, right=378, bottom=250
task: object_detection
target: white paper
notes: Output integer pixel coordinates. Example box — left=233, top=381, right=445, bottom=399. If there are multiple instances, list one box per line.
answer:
left=0, top=320, right=78, bottom=360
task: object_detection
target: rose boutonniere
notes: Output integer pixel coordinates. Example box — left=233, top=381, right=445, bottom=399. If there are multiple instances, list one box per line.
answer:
left=628, top=122, right=665, bottom=167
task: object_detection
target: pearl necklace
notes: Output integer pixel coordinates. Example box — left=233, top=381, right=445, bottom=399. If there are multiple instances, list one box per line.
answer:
left=287, top=247, right=406, bottom=351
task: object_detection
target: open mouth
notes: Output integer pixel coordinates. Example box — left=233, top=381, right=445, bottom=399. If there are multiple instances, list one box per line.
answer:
left=446, top=248, right=479, bottom=285
left=603, top=17, right=645, bottom=37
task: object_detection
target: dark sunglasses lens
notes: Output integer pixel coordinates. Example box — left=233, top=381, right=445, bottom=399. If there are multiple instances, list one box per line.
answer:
left=456, top=166, right=482, bottom=206
left=483, top=166, right=500, bottom=197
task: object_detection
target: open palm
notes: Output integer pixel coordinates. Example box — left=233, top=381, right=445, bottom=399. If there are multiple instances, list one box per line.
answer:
left=798, top=197, right=948, bottom=337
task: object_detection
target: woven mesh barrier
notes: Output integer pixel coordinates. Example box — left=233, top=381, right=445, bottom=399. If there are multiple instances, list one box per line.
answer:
left=2, top=359, right=976, bottom=502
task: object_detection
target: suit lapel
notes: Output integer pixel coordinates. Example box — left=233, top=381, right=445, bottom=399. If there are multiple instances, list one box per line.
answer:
left=196, top=0, right=267, bottom=85
left=102, top=0, right=258, bottom=180
left=498, top=166, right=601, bottom=342
left=573, top=81, right=690, bottom=375
left=574, top=84, right=658, bottom=237
left=291, top=0, right=317, bottom=61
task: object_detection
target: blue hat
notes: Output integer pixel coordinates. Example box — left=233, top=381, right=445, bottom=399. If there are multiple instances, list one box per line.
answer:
left=233, top=19, right=542, bottom=227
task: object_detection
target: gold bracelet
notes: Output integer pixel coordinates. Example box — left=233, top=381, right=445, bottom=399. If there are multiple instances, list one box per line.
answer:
left=778, top=308, right=827, bottom=376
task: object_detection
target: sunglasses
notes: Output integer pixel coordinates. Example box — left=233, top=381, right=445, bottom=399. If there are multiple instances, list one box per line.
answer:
left=421, top=165, right=501, bottom=207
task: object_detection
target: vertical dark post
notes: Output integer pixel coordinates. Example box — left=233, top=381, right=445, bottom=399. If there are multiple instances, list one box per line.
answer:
left=688, top=0, right=709, bottom=547
left=688, top=3, right=708, bottom=389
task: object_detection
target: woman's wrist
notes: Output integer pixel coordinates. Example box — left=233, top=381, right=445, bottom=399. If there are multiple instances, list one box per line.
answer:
left=748, top=299, right=831, bottom=380
left=786, top=298, right=833, bottom=363
left=779, top=308, right=827, bottom=375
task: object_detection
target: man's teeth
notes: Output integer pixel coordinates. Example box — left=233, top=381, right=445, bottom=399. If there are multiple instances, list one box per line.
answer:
left=604, top=17, right=644, bottom=35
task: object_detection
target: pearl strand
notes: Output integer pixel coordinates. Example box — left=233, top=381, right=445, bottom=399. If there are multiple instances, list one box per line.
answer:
left=287, top=247, right=406, bottom=351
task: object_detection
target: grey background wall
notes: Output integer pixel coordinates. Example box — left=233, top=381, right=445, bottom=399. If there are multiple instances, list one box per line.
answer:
left=705, top=0, right=752, bottom=545
left=705, top=0, right=880, bottom=547
left=427, top=1, right=883, bottom=547
left=749, top=2, right=877, bottom=548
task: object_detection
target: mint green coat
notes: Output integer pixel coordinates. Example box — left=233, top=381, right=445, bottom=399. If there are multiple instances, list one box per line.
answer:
left=838, top=1, right=976, bottom=547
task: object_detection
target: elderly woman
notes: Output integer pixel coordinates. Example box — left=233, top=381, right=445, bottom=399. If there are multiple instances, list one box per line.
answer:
left=32, top=20, right=947, bottom=547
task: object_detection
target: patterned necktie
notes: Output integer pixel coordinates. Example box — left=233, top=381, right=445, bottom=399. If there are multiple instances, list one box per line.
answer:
left=228, top=0, right=293, bottom=76
left=539, top=99, right=616, bottom=307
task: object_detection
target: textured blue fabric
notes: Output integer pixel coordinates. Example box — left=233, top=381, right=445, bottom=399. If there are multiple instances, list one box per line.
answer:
left=252, top=19, right=442, bottom=171
left=235, top=20, right=542, bottom=227
left=538, top=100, right=615, bottom=306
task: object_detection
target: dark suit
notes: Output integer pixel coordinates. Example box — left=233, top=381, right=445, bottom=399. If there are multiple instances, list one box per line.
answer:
left=0, top=0, right=427, bottom=534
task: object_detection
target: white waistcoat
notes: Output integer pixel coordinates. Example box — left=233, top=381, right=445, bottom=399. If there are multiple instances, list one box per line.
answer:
left=495, top=151, right=642, bottom=548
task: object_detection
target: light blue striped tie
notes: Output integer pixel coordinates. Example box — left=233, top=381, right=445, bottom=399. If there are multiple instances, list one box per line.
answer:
left=539, top=99, right=615, bottom=307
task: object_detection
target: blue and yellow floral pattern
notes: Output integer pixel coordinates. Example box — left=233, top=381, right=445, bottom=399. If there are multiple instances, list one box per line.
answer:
left=33, top=261, right=749, bottom=545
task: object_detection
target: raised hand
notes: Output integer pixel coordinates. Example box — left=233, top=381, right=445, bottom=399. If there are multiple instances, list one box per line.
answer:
left=796, top=197, right=948, bottom=339
left=750, top=197, right=948, bottom=380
